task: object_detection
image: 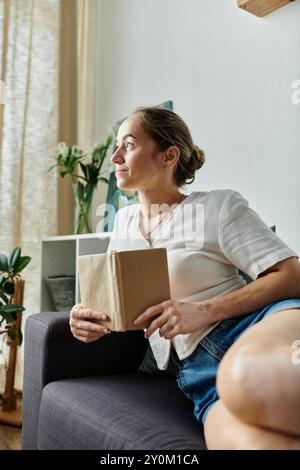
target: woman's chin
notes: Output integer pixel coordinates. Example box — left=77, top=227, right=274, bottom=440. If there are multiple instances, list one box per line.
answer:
left=116, top=180, right=133, bottom=191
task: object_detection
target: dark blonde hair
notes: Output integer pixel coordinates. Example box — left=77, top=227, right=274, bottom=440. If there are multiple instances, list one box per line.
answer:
left=133, top=106, right=205, bottom=187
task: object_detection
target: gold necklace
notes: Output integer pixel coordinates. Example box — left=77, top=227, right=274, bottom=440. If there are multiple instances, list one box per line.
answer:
left=140, top=194, right=186, bottom=242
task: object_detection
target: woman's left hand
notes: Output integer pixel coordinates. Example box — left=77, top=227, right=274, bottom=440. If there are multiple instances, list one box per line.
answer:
left=133, top=299, right=213, bottom=340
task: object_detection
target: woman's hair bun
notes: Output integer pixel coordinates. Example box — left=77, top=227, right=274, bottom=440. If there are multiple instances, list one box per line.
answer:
left=190, top=145, right=205, bottom=170
left=178, top=144, right=205, bottom=185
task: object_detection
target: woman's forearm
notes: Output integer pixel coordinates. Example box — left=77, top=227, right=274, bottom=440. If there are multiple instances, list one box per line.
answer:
left=198, top=267, right=300, bottom=323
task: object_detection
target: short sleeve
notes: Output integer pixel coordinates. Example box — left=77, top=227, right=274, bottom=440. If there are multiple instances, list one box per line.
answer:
left=218, top=190, right=298, bottom=280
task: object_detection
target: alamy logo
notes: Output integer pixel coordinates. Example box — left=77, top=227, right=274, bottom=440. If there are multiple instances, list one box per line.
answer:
left=291, top=80, right=300, bottom=105
left=95, top=199, right=205, bottom=249
left=0, top=80, right=6, bottom=104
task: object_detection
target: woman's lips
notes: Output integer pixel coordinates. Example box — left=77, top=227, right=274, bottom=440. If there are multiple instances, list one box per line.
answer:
left=116, top=169, right=128, bottom=175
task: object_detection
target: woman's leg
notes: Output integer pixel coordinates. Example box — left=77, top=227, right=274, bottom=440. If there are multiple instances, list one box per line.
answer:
left=205, top=308, right=300, bottom=447
left=204, top=399, right=300, bottom=450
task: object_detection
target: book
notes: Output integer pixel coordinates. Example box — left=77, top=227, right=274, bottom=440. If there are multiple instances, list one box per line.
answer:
left=78, top=248, right=170, bottom=332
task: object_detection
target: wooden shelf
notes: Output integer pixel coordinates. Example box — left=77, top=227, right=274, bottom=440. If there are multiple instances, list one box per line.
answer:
left=238, top=0, right=295, bottom=17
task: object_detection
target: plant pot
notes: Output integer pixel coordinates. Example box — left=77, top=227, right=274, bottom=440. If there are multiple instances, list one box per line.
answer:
left=46, top=275, right=75, bottom=311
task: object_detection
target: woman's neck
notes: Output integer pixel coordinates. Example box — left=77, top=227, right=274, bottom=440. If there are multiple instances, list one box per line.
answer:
left=137, top=189, right=186, bottom=220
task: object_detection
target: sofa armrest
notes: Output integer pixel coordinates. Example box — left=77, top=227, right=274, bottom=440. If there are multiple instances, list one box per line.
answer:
left=22, top=310, right=147, bottom=449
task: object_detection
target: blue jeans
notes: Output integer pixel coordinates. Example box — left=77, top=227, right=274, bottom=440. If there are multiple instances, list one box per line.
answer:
left=168, top=299, right=300, bottom=425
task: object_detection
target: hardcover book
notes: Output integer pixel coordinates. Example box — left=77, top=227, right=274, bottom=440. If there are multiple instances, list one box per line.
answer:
left=78, top=248, right=170, bottom=332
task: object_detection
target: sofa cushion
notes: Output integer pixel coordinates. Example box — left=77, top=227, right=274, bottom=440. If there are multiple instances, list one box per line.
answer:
left=37, top=374, right=206, bottom=450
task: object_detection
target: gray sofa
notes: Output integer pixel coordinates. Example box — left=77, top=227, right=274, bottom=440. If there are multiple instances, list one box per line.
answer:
left=22, top=311, right=206, bottom=450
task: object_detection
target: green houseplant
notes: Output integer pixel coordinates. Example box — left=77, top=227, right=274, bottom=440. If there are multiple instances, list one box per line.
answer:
left=0, top=247, right=31, bottom=344
left=0, top=247, right=30, bottom=417
left=50, top=134, right=113, bottom=234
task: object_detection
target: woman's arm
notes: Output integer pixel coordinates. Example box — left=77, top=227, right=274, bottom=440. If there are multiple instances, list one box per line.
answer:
left=200, top=256, right=300, bottom=323
left=134, top=257, right=300, bottom=339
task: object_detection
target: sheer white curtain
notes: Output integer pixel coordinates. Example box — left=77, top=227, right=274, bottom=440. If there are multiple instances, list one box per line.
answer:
left=77, top=0, right=102, bottom=150
left=0, top=0, right=60, bottom=391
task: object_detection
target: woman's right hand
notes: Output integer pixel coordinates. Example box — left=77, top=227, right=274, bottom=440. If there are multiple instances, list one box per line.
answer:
left=69, top=303, right=111, bottom=343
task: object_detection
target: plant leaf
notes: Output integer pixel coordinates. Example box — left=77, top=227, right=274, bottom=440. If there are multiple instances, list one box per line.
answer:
left=79, top=162, right=88, bottom=179
left=48, top=163, right=59, bottom=172
left=98, top=177, right=109, bottom=184
left=0, top=274, right=7, bottom=288
left=0, top=311, right=14, bottom=323
left=0, top=292, right=9, bottom=303
left=8, top=247, right=21, bottom=270
left=12, top=256, right=31, bottom=274
left=106, top=133, right=113, bottom=147
left=0, top=253, right=8, bottom=272
left=0, top=304, right=25, bottom=314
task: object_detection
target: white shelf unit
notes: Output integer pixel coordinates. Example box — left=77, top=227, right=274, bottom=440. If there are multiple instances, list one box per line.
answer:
left=41, top=232, right=111, bottom=311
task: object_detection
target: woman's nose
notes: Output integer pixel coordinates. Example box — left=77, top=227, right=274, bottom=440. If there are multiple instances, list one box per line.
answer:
left=110, top=147, right=124, bottom=164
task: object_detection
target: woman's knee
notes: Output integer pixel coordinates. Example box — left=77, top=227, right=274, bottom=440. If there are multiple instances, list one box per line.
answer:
left=204, top=399, right=234, bottom=449
left=204, top=398, right=300, bottom=450
left=216, top=340, right=268, bottom=420
left=204, top=399, right=253, bottom=450
left=216, top=337, right=300, bottom=433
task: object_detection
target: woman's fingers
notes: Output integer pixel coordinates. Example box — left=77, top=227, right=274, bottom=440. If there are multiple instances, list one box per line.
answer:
left=72, top=327, right=110, bottom=339
left=72, top=332, right=103, bottom=343
left=164, top=325, right=179, bottom=340
left=71, top=305, right=108, bottom=322
left=71, top=325, right=111, bottom=343
left=144, top=311, right=171, bottom=338
left=69, top=303, right=111, bottom=343
left=158, top=315, right=178, bottom=338
left=70, top=318, right=107, bottom=333
left=71, top=326, right=109, bottom=336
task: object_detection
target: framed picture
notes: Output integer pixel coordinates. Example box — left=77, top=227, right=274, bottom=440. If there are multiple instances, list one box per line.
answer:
left=103, top=100, right=173, bottom=232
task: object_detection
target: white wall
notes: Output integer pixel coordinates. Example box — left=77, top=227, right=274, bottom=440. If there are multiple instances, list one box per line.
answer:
left=92, top=0, right=300, bottom=254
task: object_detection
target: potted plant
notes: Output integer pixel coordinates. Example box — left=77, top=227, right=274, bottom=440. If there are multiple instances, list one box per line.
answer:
left=0, top=246, right=31, bottom=418
left=0, top=247, right=30, bottom=343
left=49, top=133, right=114, bottom=234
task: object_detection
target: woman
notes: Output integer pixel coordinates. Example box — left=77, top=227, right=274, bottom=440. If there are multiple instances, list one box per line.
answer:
left=69, top=107, right=300, bottom=449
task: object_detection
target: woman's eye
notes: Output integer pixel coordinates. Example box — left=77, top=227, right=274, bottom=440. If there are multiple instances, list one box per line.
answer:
left=126, top=141, right=134, bottom=149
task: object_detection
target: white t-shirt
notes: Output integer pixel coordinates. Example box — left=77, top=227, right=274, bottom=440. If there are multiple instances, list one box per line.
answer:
left=107, top=189, right=297, bottom=369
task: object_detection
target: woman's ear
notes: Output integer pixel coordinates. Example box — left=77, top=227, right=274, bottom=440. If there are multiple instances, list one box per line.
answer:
left=164, top=146, right=180, bottom=166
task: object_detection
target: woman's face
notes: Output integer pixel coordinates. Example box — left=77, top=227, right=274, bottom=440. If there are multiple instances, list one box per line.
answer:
left=110, top=114, right=164, bottom=191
